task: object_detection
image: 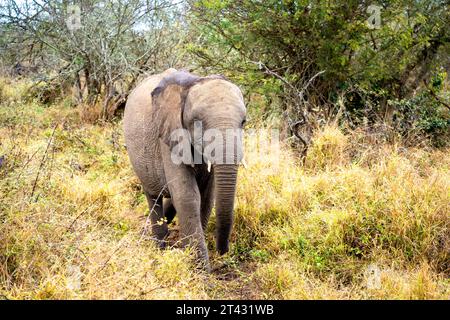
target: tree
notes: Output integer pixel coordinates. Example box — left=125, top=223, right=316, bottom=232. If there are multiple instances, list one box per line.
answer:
left=188, top=0, right=449, bottom=145
left=0, top=0, right=187, bottom=118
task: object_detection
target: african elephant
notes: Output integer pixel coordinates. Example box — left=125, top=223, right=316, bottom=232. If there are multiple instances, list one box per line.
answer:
left=123, top=68, right=246, bottom=269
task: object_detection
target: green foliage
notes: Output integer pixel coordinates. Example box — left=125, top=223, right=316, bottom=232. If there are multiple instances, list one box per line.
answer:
left=388, top=70, right=450, bottom=146
left=189, top=0, right=450, bottom=144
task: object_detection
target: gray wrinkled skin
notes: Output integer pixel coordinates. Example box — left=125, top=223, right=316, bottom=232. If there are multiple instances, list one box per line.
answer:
left=123, top=68, right=246, bottom=270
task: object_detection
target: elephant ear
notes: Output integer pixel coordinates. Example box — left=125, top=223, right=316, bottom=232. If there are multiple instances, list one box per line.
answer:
left=151, top=83, right=189, bottom=149
left=150, top=71, right=229, bottom=149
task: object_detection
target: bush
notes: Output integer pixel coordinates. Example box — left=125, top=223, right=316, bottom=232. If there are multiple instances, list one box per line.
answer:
left=305, top=126, right=349, bottom=170
left=189, top=0, right=450, bottom=146
left=390, top=93, right=449, bottom=147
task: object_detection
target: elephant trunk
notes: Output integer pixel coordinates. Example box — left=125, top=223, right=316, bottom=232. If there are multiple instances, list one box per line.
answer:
left=213, top=164, right=239, bottom=255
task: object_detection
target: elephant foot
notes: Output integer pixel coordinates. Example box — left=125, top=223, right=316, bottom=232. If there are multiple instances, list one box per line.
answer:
left=195, top=260, right=211, bottom=273
left=194, top=243, right=211, bottom=272
left=152, top=229, right=169, bottom=249
left=154, top=238, right=168, bottom=249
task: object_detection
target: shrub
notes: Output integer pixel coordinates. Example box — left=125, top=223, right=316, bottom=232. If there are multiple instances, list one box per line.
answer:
left=305, top=126, right=349, bottom=170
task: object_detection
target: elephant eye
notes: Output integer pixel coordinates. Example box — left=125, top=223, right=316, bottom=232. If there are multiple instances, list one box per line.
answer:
left=241, top=119, right=247, bottom=127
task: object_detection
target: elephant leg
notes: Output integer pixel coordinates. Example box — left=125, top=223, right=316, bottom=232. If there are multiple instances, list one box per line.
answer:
left=160, top=142, right=210, bottom=270
left=144, top=192, right=168, bottom=249
left=163, top=198, right=176, bottom=224
left=200, top=175, right=214, bottom=232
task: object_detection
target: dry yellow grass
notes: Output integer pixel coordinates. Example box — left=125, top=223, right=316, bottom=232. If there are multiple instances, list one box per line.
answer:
left=0, top=77, right=449, bottom=299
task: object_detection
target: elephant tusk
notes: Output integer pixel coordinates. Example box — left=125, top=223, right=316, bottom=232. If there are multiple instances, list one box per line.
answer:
left=207, top=160, right=212, bottom=172
left=241, top=158, right=247, bottom=168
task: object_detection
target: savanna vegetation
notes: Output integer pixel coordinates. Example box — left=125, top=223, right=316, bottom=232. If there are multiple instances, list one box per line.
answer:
left=0, top=0, right=449, bottom=299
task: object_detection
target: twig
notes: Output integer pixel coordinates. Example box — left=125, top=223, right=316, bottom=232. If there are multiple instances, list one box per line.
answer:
left=139, top=177, right=180, bottom=243
left=250, top=60, right=298, bottom=94
left=66, top=198, right=101, bottom=231
left=30, top=122, right=59, bottom=201
left=250, top=60, right=325, bottom=106
left=95, top=238, right=129, bottom=275
left=250, top=60, right=325, bottom=151
left=16, top=147, right=40, bottom=181
left=423, top=79, right=450, bottom=111
left=298, top=69, right=326, bottom=102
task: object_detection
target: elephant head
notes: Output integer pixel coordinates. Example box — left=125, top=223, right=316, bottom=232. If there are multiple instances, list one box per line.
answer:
left=151, top=70, right=246, bottom=255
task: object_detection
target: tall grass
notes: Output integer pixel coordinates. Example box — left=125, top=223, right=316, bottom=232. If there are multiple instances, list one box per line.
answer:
left=0, top=78, right=449, bottom=299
